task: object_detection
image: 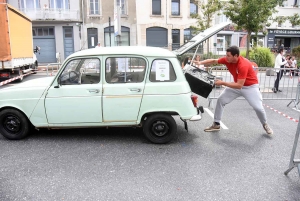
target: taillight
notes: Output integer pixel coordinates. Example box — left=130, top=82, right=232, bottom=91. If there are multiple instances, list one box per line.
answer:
left=191, top=95, right=198, bottom=107
left=0, top=73, right=9, bottom=78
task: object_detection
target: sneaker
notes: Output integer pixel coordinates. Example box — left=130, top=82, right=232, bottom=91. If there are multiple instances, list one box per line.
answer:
left=263, top=123, right=273, bottom=135
left=204, top=123, right=220, bottom=132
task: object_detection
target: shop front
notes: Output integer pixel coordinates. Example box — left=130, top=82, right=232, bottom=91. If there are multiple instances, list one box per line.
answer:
left=267, top=29, right=300, bottom=52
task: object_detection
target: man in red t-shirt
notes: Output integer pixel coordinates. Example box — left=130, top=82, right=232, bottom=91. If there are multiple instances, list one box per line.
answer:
left=196, top=46, right=273, bottom=135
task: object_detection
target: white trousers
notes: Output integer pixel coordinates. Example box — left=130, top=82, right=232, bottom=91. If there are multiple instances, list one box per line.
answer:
left=214, top=84, right=267, bottom=125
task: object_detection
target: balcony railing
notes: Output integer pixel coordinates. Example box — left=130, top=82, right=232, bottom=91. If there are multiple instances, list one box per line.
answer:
left=20, top=8, right=80, bottom=21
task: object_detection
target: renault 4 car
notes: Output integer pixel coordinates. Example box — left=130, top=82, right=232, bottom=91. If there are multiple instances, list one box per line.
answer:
left=0, top=22, right=230, bottom=143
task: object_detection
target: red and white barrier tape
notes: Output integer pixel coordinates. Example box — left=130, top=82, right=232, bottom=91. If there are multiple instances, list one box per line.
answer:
left=263, top=104, right=299, bottom=123
left=0, top=71, right=34, bottom=86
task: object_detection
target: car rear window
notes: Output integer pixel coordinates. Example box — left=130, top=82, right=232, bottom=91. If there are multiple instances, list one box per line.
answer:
left=105, top=57, right=146, bottom=83
left=150, top=59, right=177, bottom=82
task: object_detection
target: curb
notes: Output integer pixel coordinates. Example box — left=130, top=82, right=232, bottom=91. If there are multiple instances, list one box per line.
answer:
left=0, top=72, right=34, bottom=86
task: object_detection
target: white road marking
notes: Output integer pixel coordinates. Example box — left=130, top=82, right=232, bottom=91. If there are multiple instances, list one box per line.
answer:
left=204, top=108, right=228, bottom=129
left=292, top=107, right=300, bottom=113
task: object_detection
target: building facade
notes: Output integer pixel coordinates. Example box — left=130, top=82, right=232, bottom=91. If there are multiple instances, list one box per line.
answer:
left=215, top=0, right=300, bottom=54
left=81, top=0, right=137, bottom=49
left=5, top=0, right=300, bottom=64
left=136, top=0, right=198, bottom=50
left=266, top=0, right=300, bottom=51
left=7, top=0, right=81, bottom=63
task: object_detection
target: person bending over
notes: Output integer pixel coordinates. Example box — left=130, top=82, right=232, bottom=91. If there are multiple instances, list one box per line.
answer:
left=196, top=46, right=273, bottom=135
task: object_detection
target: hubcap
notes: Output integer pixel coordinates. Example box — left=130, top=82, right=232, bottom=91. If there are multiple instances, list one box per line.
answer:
left=151, top=120, right=169, bottom=137
left=3, top=115, right=21, bottom=134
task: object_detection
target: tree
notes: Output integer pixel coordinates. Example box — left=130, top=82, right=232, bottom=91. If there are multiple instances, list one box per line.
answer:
left=287, top=13, right=300, bottom=27
left=190, top=0, right=222, bottom=53
left=223, top=0, right=278, bottom=58
left=277, top=0, right=284, bottom=6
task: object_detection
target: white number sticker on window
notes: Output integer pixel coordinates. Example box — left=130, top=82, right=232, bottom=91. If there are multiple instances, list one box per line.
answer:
left=154, top=60, right=170, bottom=81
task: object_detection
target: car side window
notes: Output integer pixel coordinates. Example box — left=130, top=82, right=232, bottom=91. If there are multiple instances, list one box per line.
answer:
left=150, top=59, right=176, bottom=82
left=59, top=58, right=100, bottom=85
left=105, top=57, right=146, bottom=83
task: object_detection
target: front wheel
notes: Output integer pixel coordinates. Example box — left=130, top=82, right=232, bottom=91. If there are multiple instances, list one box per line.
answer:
left=0, top=109, right=30, bottom=140
left=143, top=113, right=177, bottom=144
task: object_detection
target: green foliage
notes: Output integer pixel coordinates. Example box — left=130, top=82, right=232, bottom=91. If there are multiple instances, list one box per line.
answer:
left=287, top=14, right=300, bottom=27
left=190, top=0, right=222, bottom=53
left=240, top=47, right=275, bottom=67
left=201, top=52, right=220, bottom=60
left=223, top=0, right=278, bottom=58
left=272, top=16, right=287, bottom=26
left=277, top=0, right=284, bottom=6
left=190, top=0, right=222, bottom=31
left=292, top=45, right=300, bottom=58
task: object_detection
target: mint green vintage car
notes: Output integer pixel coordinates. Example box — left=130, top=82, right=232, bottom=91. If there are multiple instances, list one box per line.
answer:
left=0, top=23, right=229, bottom=143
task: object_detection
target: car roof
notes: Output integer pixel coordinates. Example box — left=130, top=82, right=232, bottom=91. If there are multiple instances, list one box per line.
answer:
left=69, top=46, right=177, bottom=58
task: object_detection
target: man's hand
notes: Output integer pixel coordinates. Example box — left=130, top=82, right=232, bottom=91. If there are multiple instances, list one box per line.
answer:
left=214, top=79, right=245, bottom=89
left=214, top=79, right=223, bottom=86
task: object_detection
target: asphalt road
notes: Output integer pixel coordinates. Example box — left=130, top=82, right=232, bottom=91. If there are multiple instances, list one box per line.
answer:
left=0, top=72, right=299, bottom=200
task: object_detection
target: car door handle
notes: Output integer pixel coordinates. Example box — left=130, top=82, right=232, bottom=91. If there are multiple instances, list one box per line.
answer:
left=130, top=88, right=141, bottom=92
left=88, top=89, right=100, bottom=93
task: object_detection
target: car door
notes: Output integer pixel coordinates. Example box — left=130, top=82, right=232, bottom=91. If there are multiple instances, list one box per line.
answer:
left=45, top=58, right=103, bottom=124
left=102, top=57, right=146, bottom=122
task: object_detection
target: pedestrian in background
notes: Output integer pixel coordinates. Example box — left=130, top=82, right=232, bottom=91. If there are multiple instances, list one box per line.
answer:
left=95, top=42, right=102, bottom=48
left=291, top=56, right=298, bottom=76
left=182, top=56, right=191, bottom=68
left=192, top=55, right=205, bottom=70
left=285, top=55, right=293, bottom=77
left=273, top=48, right=287, bottom=93
left=196, top=46, right=273, bottom=135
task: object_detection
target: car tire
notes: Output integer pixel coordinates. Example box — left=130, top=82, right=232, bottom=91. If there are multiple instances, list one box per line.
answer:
left=17, top=69, right=23, bottom=82
left=31, top=63, right=37, bottom=74
left=143, top=113, right=177, bottom=144
left=0, top=109, right=30, bottom=140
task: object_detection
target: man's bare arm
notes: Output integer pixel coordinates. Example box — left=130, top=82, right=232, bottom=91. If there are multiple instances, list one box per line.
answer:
left=215, top=79, right=245, bottom=89
left=197, top=59, right=219, bottom=66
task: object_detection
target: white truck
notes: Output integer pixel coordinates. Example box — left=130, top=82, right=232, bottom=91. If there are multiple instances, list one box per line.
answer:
left=0, top=3, right=39, bottom=82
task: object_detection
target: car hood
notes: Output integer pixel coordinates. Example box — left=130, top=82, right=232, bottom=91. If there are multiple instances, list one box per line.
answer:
left=173, top=22, right=231, bottom=56
left=4, top=76, right=54, bottom=90
left=0, top=77, right=53, bottom=103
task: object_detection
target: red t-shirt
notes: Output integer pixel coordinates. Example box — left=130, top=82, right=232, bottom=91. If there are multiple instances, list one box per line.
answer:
left=218, top=56, right=258, bottom=86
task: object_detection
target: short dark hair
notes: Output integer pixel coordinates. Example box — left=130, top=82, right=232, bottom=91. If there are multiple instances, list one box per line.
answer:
left=226, top=46, right=240, bottom=57
left=183, top=57, right=189, bottom=65
left=279, top=48, right=284, bottom=54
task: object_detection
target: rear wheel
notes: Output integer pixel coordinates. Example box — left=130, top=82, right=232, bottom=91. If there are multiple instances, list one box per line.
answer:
left=143, top=113, right=177, bottom=144
left=31, top=63, right=37, bottom=74
left=17, top=69, right=23, bottom=82
left=0, top=109, right=30, bottom=140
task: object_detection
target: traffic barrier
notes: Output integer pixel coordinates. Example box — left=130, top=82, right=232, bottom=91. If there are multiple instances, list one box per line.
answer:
left=287, top=81, right=300, bottom=110
left=46, top=63, right=61, bottom=76
left=284, top=115, right=300, bottom=177
left=0, top=71, right=34, bottom=87
left=207, top=67, right=300, bottom=108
